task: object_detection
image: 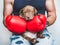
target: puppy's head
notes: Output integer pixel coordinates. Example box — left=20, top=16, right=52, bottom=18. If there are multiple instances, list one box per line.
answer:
left=19, top=5, right=37, bottom=20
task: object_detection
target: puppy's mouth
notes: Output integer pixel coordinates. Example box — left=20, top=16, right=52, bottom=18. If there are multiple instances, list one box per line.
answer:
left=26, top=18, right=32, bottom=21
left=25, top=17, right=34, bottom=21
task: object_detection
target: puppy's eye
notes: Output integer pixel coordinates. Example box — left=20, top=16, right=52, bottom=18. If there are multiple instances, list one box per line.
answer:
left=24, top=12, right=26, bottom=13
left=23, top=11, right=26, bottom=13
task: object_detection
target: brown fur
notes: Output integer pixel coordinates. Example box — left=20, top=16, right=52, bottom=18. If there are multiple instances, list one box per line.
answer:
left=19, top=5, right=37, bottom=20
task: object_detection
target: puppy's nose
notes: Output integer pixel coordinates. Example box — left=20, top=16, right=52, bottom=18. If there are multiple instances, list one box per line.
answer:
left=27, top=17, right=31, bottom=20
left=27, top=17, right=29, bottom=19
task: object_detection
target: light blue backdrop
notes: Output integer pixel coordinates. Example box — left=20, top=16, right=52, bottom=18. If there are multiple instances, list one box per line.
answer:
left=0, top=0, right=60, bottom=45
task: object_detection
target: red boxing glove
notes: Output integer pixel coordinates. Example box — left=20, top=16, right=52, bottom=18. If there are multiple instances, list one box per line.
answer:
left=38, top=14, right=47, bottom=26
left=5, top=15, right=27, bottom=34
left=27, top=14, right=47, bottom=33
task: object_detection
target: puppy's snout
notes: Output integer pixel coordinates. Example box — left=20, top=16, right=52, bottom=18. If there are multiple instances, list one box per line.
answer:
left=28, top=17, right=34, bottom=20
left=27, top=17, right=29, bottom=18
left=30, top=16, right=34, bottom=19
left=26, top=17, right=31, bottom=20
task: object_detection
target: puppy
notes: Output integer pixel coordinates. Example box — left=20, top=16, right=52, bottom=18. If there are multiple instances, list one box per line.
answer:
left=19, top=5, right=37, bottom=20
left=19, top=5, right=44, bottom=44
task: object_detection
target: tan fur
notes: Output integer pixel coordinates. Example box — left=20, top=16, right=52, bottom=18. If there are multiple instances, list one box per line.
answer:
left=19, top=5, right=37, bottom=20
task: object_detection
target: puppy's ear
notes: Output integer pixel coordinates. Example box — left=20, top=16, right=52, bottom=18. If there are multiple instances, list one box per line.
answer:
left=34, top=8, right=37, bottom=15
left=19, top=9, right=23, bottom=15
left=19, top=9, right=24, bottom=18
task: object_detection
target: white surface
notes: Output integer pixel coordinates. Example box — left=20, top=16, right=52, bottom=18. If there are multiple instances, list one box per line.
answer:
left=0, top=0, right=60, bottom=45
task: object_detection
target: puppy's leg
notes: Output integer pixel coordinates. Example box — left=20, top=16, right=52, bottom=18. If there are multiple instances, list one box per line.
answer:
left=25, top=37, right=38, bottom=44
left=21, top=32, right=38, bottom=44
left=37, top=31, right=45, bottom=38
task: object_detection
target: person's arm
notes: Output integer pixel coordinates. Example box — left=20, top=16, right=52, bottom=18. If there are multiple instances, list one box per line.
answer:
left=3, top=0, right=13, bottom=26
left=46, top=0, right=56, bottom=26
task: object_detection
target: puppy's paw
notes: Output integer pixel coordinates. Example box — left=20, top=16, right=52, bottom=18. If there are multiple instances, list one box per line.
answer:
left=30, top=38, right=39, bottom=44
left=38, top=34, right=45, bottom=38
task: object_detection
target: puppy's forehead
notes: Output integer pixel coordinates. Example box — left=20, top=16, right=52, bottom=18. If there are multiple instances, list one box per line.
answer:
left=24, top=6, right=34, bottom=10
